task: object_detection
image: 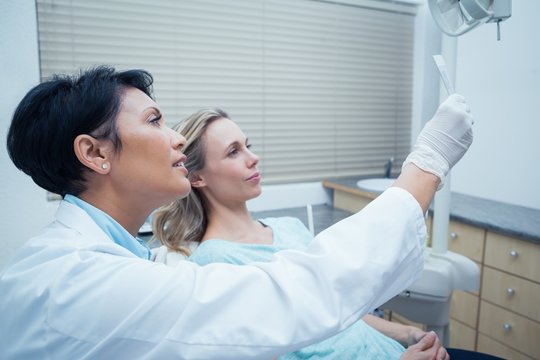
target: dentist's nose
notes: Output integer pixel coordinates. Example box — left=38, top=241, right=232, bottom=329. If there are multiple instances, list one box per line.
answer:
left=168, top=125, right=186, bottom=150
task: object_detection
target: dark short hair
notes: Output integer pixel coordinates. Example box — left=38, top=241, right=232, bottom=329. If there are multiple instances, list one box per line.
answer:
left=6, top=66, right=154, bottom=197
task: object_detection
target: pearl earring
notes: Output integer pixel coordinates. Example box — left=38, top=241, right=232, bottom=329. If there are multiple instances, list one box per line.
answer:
left=101, top=163, right=109, bottom=170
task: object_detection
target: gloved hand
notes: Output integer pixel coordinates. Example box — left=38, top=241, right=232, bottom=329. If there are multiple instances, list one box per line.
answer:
left=403, top=94, right=474, bottom=189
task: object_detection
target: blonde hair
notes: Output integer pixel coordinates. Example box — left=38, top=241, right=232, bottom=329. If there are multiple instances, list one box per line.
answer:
left=152, top=109, right=229, bottom=255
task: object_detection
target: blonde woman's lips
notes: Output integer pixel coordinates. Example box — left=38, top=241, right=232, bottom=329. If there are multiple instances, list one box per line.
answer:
left=246, top=172, right=261, bottom=182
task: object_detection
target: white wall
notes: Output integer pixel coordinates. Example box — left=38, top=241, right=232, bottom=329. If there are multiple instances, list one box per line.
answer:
left=0, top=1, right=58, bottom=269
left=451, top=0, right=540, bottom=210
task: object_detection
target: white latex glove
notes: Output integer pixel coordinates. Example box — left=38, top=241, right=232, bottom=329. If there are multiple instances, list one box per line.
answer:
left=403, top=94, right=474, bottom=189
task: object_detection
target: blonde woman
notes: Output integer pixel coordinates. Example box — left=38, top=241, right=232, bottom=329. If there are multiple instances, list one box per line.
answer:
left=153, top=108, right=470, bottom=359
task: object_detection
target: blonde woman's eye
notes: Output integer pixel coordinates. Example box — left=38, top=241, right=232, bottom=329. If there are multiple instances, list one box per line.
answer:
left=246, top=144, right=253, bottom=149
left=149, top=114, right=162, bottom=125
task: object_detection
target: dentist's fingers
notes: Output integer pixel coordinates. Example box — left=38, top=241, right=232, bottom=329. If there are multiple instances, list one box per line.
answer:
left=402, top=93, right=474, bottom=189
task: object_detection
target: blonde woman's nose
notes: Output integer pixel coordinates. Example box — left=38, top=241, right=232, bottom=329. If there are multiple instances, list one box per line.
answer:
left=247, top=148, right=259, bottom=167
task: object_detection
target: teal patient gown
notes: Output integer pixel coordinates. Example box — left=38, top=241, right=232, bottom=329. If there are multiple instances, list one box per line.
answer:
left=189, top=217, right=406, bottom=359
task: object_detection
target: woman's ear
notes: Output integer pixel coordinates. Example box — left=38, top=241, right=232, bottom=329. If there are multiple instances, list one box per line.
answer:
left=73, top=134, right=111, bottom=174
left=189, top=172, right=207, bottom=188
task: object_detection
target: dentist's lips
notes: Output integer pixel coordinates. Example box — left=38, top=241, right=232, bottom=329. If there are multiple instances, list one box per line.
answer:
left=173, top=158, right=188, bottom=174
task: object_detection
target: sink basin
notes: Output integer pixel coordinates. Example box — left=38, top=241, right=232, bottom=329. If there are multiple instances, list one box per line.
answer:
left=356, top=178, right=395, bottom=193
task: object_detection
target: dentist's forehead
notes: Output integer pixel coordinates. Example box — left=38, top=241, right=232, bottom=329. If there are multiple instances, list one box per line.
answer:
left=119, top=87, right=159, bottom=115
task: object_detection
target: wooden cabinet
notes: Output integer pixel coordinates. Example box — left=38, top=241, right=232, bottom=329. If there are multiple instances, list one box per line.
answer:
left=446, top=226, right=540, bottom=359
left=478, top=232, right=540, bottom=360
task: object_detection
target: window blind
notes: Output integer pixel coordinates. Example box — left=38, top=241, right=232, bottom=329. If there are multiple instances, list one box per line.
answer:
left=37, top=0, right=416, bottom=184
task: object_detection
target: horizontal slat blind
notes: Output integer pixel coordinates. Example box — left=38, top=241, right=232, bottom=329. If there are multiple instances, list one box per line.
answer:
left=37, top=0, right=415, bottom=184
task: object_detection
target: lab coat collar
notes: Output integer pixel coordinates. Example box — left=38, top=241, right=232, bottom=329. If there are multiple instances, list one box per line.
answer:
left=54, top=200, right=138, bottom=258
left=63, top=195, right=151, bottom=259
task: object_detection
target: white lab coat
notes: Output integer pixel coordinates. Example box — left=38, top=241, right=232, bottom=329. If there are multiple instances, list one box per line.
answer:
left=0, top=187, right=426, bottom=359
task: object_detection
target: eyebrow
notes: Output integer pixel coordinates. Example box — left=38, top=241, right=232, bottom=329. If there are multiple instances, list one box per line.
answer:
left=224, top=138, right=248, bottom=154
left=143, top=106, right=162, bottom=116
left=227, top=140, right=241, bottom=149
left=226, top=135, right=249, bottom=146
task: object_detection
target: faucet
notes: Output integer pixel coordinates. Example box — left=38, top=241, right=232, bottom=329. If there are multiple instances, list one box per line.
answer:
left=383, top=157, right=394, bottom=178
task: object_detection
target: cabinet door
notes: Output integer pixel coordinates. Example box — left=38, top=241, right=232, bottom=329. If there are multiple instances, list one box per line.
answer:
left=477, top=334, right=535, bottom=360
left=478, top=300, right=540, bottom=359
left=448, top=221, right=485, bottom=263
left=449, top=319, right=476, bottom=351
left=450, top=290, right=479, bottom=328
left=482, top=266, right=540, bottom=321
left=484, top=232, right=540, bottom=283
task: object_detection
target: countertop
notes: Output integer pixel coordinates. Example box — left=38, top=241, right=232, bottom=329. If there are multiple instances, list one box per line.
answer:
left=322, top=176, right=540, bottom=245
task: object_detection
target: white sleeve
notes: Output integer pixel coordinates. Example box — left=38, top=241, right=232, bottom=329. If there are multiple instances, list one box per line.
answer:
left=47, top=187, right=426, bottom=359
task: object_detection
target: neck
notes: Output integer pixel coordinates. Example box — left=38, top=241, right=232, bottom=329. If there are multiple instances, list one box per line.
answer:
left=78, top=189, right=152, bottom=237
left=204, top=201, right=270, bottom=244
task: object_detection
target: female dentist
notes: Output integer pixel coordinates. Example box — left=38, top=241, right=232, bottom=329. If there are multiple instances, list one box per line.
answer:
left=0, top=66, right=473, bottom=359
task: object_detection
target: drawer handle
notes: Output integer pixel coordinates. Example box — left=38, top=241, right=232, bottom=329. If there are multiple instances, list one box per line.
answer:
left=506, top=288, right=515, bottom=297
left=450, top=232, right=458, bottom=240
left=502, top=323, right=512, bottom=332
left=509, top=250, right=519, bottom=258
